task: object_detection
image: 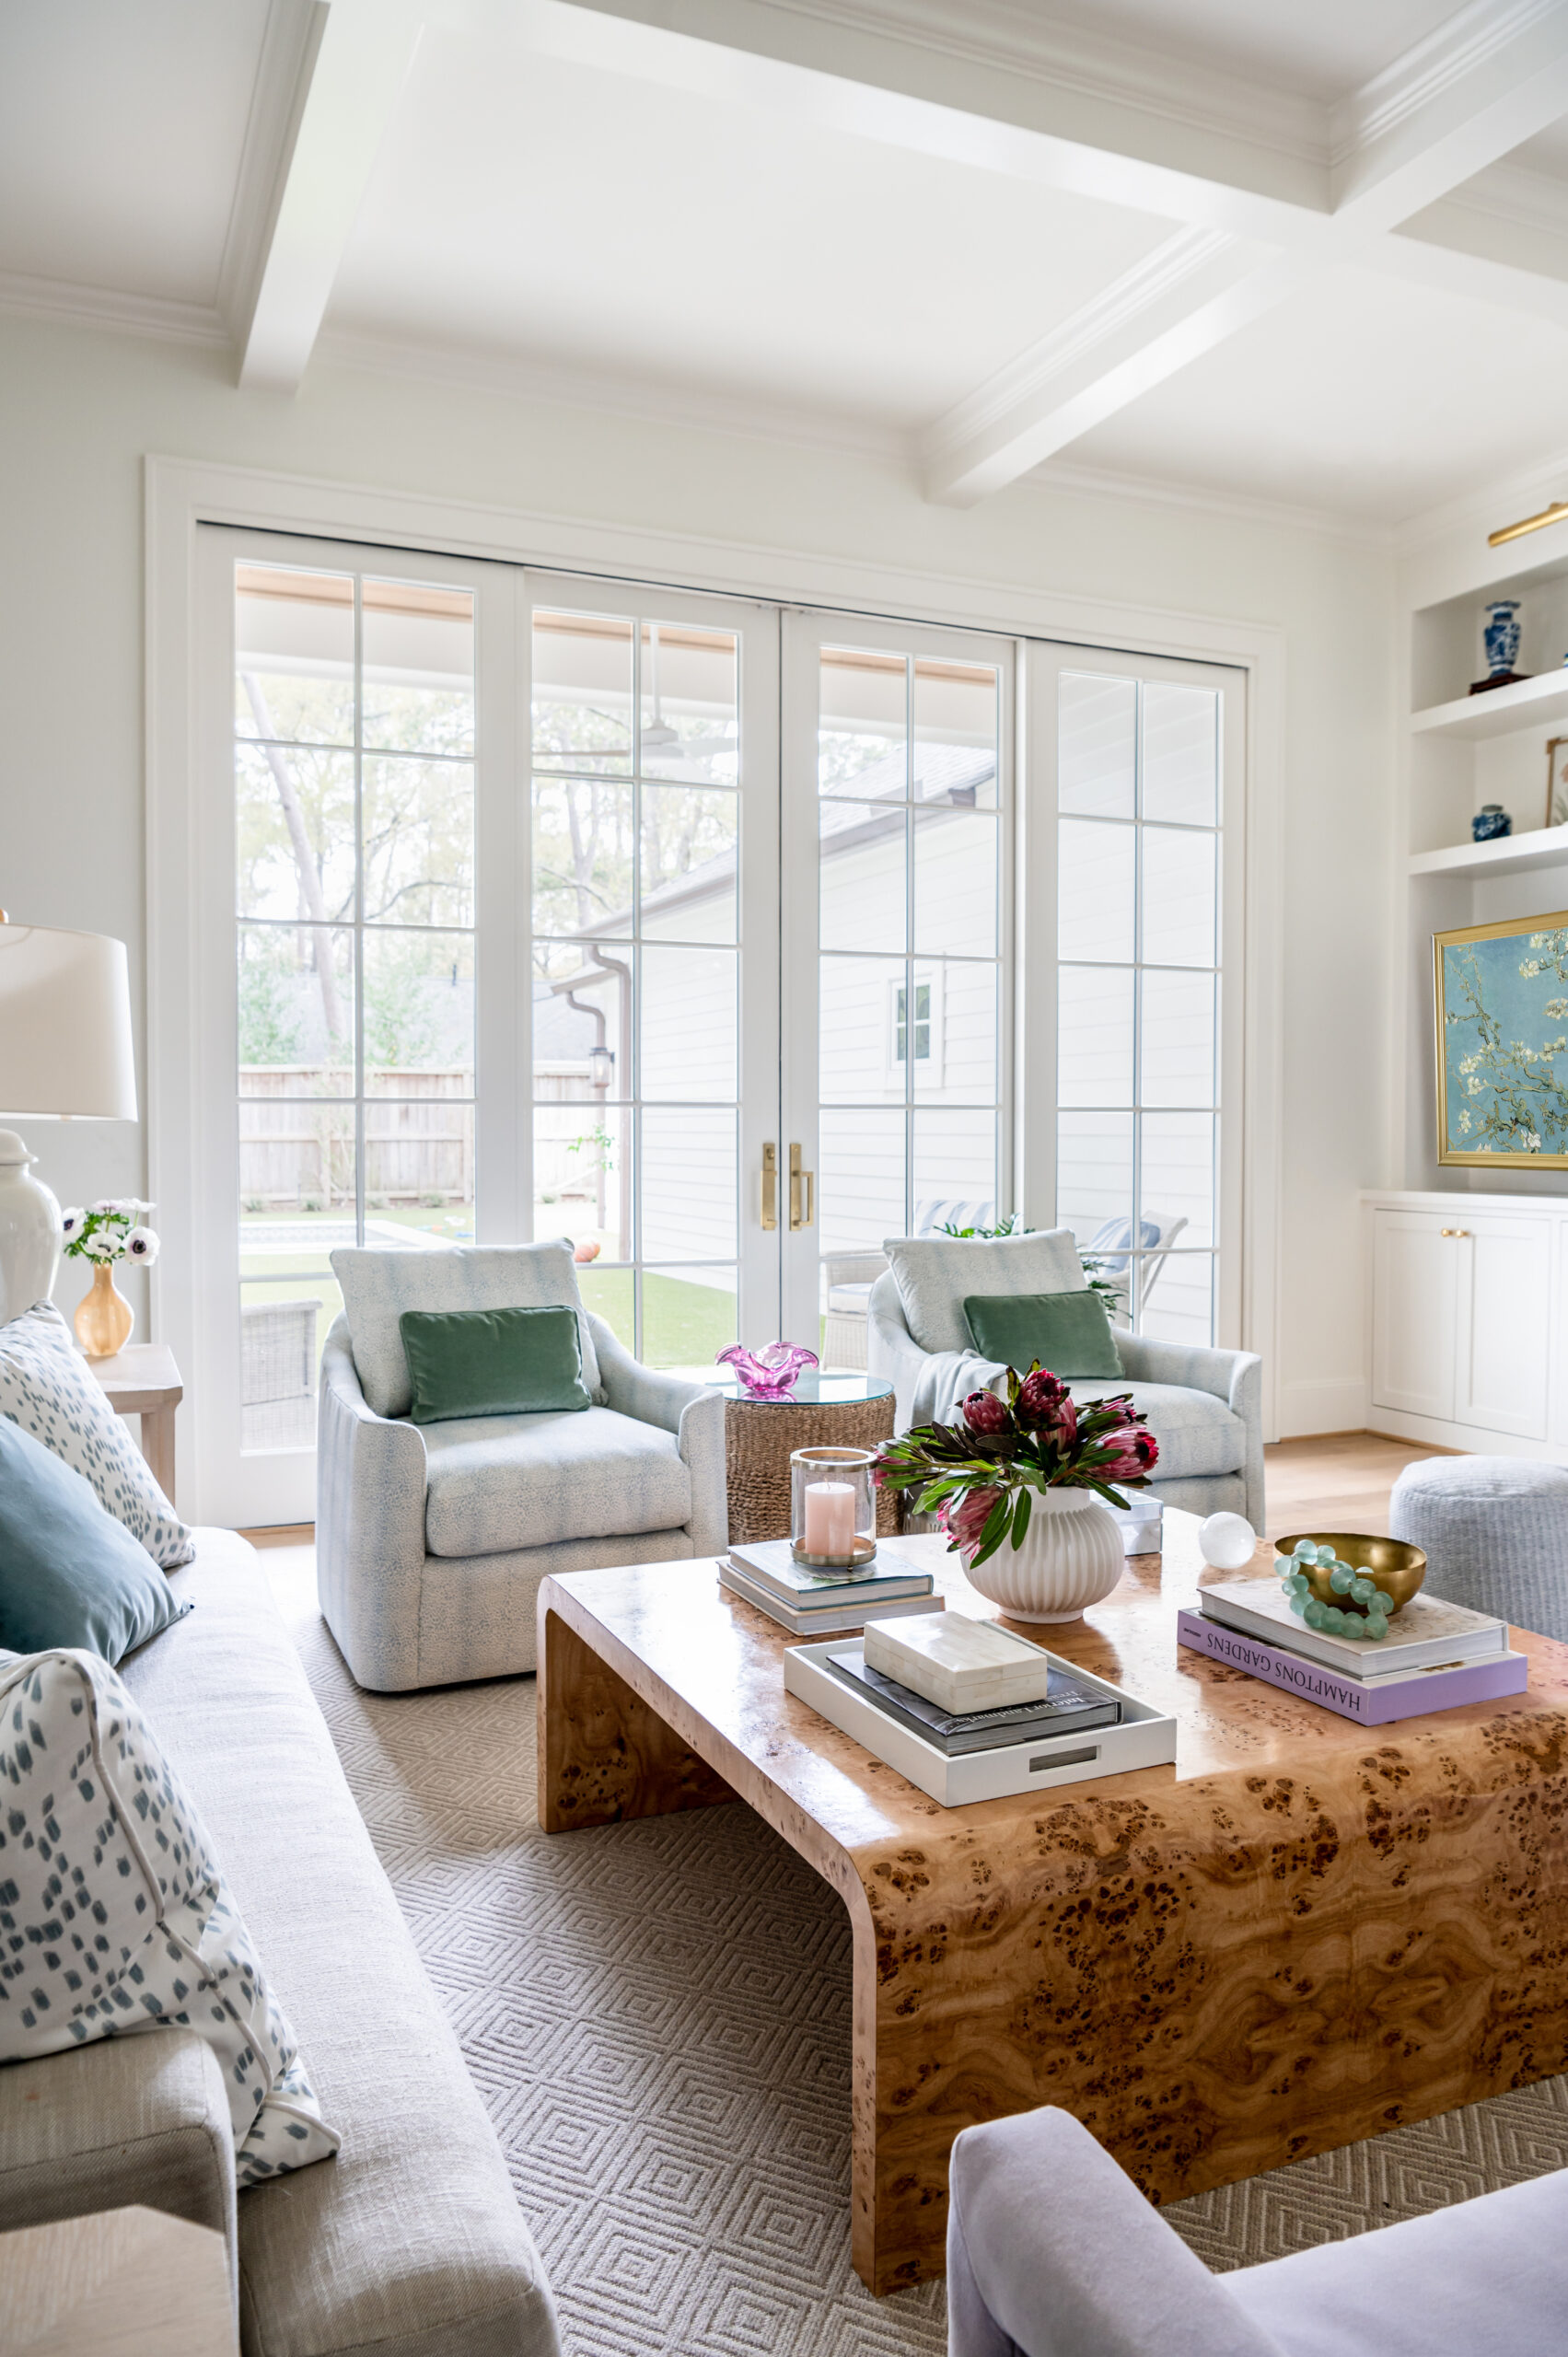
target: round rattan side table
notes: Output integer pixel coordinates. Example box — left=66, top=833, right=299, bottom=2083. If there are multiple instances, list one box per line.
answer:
left=672, top=1370, right=898, bottom=1546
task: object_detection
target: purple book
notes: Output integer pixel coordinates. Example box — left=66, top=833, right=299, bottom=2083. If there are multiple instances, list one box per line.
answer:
left=1177, top=1608, right=1527, bottom=1725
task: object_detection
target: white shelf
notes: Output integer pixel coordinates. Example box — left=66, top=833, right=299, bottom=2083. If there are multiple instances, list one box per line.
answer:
left=1408, top=824, right=1568, bottom=879
left=1411, top=670, right=1568, bottom=741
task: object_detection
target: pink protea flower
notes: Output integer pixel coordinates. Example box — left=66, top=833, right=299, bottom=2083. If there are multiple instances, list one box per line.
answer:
left=1099, top=1425, right=1158, bottom=1479
left=962, top=1389, right=1010, bottom=1437
left=1016, top=1367, right=1069, bottom=1427
left=1045, top=1394, right=1078, bottom=1451
left=940, top=1485, right=1002, bottom=1561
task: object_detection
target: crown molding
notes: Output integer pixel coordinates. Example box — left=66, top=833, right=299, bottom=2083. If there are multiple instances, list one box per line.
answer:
left=1028, top=453, right=1390, bottom=548
left=314, top=324, right=914, bottom=459
left=1394, top=435, right=1568, bottom=559
left=1331, top=0, right=1562, bottom=163
left=0, top=270, right=229, bottom=349
left=1425, top=156, right=1568, bottom=236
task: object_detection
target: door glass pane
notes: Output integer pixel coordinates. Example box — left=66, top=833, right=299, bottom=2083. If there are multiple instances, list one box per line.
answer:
left=532, top=610, right=633, bottom=772
left=641, top=945, right=737, bottom=1102
left=363, top=578, right=475, bottom=756
left=913, top=1110, right=996, bottom=1228
left=235, top=566, right=354, bottom=746
left=913, top=809, right=996, bottom=957
left=1141, top=970, right=1214, bottom=1109
left=642, top=1266, right=738, bottom=1366
left=1141, top=826, right=1214, bottom=969
left=819, top=1108, right=906, bottom=1254
left=239, top=1278, right=340, bottom=1452
left=534, top=1104, right=629, bottom=1265
left=362, top=929, right=474, bottom=1084
left=1141, top=1252, right=1215, bottom=1346
left=366, top=1101, right=474, bottom=1242
left=531, top=777, right=634, bottom=944
left=638, top=623, right=738, bottom=783
left=916, top=963, right=995, bottom=1102
left=237, top=925, right=354, bottom=1089
left=1058, top=965, right=1133, bottom=1107
left=819, top=954, right=905, bottom=1102
left=913, top=657, right=998, bottom=807
left=237, top=744, right=355, bottom=922
left=820, top=803, right=906, bottom=954
left=239, top=1104, right=354, bottom=1214
left=642, top=1108, right=737, bottom=1260
left=1143, top=683, right=1218, bottom=824
left=640, top=786, right=738, bottom=940
left=1059, top=820, right=1133, bottom=963
left=1056, top=1112, right=1133, bottom=1248
left=362, top=756, right=474, bottom=928
left=1140, top=1111, right=1214, bottom=1248
left=1059, top=672, right=1134, bottom=818
left=819, top=647, right=906, bottom=794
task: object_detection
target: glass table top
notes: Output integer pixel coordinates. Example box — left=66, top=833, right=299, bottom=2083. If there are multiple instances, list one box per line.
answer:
left=665, top=1366, right=894, bottom=1405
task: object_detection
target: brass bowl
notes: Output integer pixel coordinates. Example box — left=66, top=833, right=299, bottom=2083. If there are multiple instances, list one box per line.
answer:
left=1275, top=1531, right=1426, bottom=1619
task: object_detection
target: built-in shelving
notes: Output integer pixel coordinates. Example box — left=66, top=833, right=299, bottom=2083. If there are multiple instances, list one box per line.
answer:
left=1411, top=669, right=1568, bottom=741
left=1408, top=824, right=1568, bottom=880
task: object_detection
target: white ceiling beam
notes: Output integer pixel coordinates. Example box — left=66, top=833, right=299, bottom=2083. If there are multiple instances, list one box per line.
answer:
left=238, top=0, right=425, bottom=394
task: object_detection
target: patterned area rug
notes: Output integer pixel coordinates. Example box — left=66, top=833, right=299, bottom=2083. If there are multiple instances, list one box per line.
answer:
left=266, top=1555, right=1568, bottom=2351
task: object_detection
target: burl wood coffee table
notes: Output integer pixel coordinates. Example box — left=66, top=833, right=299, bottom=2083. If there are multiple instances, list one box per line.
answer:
left=538, top=1512, right=1568, bottom=2295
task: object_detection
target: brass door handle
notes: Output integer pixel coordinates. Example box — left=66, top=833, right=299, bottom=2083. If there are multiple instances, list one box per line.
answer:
left=789, top=1143, right=814, bottom=1230
left=761, top=1143, right=778, bottom=1231
left=1440, top=1227, right=1469, bottom=1237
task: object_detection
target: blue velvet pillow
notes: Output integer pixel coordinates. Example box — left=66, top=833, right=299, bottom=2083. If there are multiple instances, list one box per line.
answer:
left=0, top=1415, right=191, bottom=1663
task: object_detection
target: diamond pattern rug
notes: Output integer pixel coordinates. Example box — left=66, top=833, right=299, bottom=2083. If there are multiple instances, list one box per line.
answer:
left=265, top=1553, right=1568, bottom=2352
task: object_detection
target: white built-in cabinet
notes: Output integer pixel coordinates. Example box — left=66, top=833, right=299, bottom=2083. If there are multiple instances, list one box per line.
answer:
left=1365, top=1192, right=1561, bottom=1455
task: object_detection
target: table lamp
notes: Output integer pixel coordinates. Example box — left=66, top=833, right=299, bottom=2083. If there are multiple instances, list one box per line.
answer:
left=0, top=918, right=138, bottom=1326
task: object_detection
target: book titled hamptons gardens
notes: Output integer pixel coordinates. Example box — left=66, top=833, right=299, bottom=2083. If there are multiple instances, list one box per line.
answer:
left=1178, top=1582, right=1527, bottom=1726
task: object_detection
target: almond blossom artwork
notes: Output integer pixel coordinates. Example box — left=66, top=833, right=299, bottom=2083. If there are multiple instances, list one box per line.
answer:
left=1438, top=920, right=1568, bottom=1163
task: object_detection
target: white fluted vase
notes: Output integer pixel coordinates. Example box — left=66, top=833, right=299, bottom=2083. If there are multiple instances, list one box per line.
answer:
left=961, top=1489, right=1125, bottom=1623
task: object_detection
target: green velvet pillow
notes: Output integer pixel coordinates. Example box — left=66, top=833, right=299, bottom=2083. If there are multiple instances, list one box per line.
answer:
left=399, top=1305, right=592, bottom=1423
left=962, top=1290, right=1123, bottom=1379
left=0, top=1415, right=192, bottom=1664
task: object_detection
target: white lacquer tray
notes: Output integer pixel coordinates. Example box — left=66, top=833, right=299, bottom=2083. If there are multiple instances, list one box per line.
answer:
left=783, top=1636, right=1178, bottom=1806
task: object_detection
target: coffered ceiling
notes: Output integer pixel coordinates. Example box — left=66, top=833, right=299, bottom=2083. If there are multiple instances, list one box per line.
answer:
left=7, top=0, right=1568, bottom=526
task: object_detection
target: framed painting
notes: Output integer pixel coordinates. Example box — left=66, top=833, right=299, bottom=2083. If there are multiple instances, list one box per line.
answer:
left=1435, top=909, right=1568, bottom=1167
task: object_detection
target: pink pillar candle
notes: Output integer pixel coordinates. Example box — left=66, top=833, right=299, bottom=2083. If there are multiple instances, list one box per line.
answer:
left=803, top=1480, right=856, bottom=1558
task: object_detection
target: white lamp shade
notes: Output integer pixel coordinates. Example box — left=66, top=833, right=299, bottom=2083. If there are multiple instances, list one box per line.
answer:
left=0, top=923, right=137, bottom=1120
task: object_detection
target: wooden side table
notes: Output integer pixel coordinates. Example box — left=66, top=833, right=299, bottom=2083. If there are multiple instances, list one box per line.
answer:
left=0, top=2203, right=236, bottom=2354
left=89, top=1342, right=183, bottom=1499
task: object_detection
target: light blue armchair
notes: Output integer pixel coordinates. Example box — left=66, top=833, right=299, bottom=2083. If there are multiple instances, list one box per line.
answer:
left=315, top=1247, right=727, bottom=1691
left=947, top=2104, right=1566, bottom=2357
left=867, top=1228, right=1263, bottom=1527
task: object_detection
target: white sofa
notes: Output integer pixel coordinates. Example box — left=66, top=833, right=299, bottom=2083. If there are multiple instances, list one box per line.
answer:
left=947, top=2104, right=1566, bottom=2357
left=868, top=1228, right=1264, bottom=1527
left=0, top=1530, right=561, bottom=2356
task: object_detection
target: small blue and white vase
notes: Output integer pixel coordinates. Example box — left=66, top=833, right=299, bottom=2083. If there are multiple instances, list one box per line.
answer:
left=1473, top=804, right=1512, bottom=842
left=1483, top=599, right=1522, bottom=678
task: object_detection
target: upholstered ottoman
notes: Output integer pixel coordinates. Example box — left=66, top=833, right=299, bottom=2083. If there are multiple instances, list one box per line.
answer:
left=1388, top=1456, right=1568, bottom=1641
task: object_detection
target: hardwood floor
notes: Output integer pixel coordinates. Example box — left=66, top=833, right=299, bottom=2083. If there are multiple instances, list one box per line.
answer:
left=1261, top=1431, right=1456, bottom=1542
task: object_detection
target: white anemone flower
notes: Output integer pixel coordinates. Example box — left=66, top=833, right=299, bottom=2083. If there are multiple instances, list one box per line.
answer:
left=123, top=1226, right=160, bottom=1264
left=60, top=1206, right=86, bottom=1242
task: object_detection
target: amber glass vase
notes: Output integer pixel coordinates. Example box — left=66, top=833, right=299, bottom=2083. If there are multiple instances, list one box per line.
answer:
left=74, top=1261, right=134, bottom=1359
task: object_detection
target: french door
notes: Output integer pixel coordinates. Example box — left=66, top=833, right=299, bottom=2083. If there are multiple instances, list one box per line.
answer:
left=181, top=527, right=1237, bottom=1528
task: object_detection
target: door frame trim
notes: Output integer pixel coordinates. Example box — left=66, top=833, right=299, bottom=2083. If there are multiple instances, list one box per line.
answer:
left=147, top=456, right=1285, bottom=1476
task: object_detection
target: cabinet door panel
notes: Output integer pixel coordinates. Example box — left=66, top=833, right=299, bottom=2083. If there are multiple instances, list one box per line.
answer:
left=1371, top=1213, right=1456, bottom=1421
left=1456, top=1218, right=1550, bottom=1440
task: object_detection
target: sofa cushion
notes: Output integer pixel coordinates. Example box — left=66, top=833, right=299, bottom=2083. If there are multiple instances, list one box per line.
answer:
left=0, top=1417, right=192, bottom=1661
left=0, top=1647, right=339, bottom=2188
left=1067, top=1378, right=1244, bottom=1481
left=331, top=1241, right=603, bottom=1418
left=884, top=1228, right=1086, bottom=1357
left=422, top=1405, right=691, bottom=1559
left=0, top=1301, right=194, bottom=1568
left=121, top=1530, right=561, bottom=2357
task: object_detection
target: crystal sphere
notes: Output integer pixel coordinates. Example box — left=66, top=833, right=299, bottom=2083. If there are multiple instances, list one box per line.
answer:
left=1200, top=1512, right=1258, bottom=1572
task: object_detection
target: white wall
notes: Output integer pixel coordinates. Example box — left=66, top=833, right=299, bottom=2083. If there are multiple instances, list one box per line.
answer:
left=0, top=313, right=1394, bottom=1435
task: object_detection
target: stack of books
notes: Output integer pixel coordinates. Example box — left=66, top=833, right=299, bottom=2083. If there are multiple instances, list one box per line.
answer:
left=719, top=1538, right=935, bottom=1634
left=1179, top=1575, right=1527, bottom=1724
left=821, top=1640, right=1121, bottom=1757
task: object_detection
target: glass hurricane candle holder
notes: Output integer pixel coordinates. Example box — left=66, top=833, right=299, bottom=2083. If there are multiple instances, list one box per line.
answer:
left=791, top=1446, right=877, bottom=1571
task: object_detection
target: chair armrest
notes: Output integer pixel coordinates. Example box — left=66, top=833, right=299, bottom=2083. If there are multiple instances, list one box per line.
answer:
left=948, top=2107, right=1284, bottom=2357
left=315, top=1318, right=429, bottom=1692
left=0, top=2032, right=238, bottom=2308
left=588, top=1314, right=705, bottom=1435
left=587, top=1317, right=729, bottom=1553
left=1114, top=1336, right=1265, bottom=1530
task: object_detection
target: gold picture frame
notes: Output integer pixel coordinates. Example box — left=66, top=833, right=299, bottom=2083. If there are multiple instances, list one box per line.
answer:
left=1435, top=907, right=1568, bottom=1167
left=1547, top=737, right=1568, bottom=830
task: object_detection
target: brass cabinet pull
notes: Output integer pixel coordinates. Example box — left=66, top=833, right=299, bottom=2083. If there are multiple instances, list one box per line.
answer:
left=1440, top=1227, right=1469, bottom=1237
left=761, top=1143, right=778, bottom=1231
left=789, top=1143, right=814, bottom=1231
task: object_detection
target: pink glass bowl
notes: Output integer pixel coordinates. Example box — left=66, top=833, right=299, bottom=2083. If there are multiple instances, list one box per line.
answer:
left=716, top=1342, right=819, bottom=1399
